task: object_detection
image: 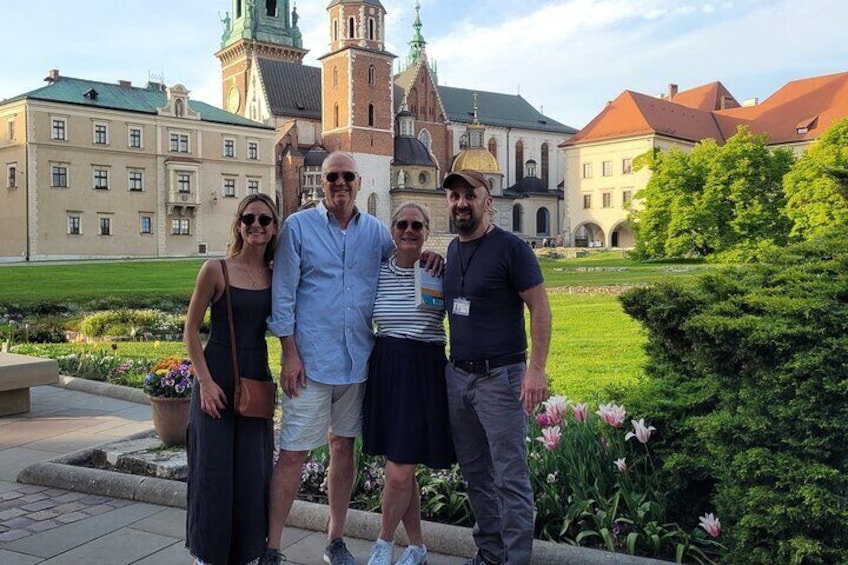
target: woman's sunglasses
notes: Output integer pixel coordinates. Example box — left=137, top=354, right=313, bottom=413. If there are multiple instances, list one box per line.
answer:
left=325, top=171, right=357, bottom=183
left=240, top=214, right=275, bottom=227
left=395, top=220, right=425, bottom=232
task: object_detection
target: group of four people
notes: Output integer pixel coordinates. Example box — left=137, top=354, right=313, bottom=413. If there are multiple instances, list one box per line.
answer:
left=183, top=151, right=552, bottom=565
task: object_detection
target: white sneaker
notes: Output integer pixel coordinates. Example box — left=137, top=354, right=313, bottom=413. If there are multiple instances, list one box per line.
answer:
left=367, top=538, right=394, bottom=565
left=395, top=544, right=428, bottom=565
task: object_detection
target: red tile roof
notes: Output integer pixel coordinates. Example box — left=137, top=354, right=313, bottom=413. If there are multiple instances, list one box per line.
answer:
left=562, top=71, right=848, bottom=148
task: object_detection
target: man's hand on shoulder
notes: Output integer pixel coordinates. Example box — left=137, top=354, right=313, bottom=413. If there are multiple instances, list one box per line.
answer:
left=421, top=250, right=445, bottom=276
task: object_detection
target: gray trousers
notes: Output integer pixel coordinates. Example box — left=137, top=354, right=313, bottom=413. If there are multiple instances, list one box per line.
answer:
left=445, top=362, right=534, bottom=565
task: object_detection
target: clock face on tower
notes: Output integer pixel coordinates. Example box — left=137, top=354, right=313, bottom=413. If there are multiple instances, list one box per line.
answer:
left=226, top=86, right=241, bottom=113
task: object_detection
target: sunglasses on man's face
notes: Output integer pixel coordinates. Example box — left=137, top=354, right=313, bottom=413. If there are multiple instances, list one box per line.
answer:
left=395, top=220, right=425, bottom=232
left=240, top=213, right=275, bottom=227
left=325, top=171, right=357, bottom=183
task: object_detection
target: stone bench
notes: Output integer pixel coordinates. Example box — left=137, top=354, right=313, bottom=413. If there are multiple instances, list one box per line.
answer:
left=0, top=352, right=59, bottom=416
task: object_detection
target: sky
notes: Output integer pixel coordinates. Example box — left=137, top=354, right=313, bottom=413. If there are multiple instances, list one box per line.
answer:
left=2, top=0, right=846, bottom=129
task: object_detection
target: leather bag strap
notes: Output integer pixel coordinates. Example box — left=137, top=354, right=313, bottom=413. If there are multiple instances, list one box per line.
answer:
left=220, top=260, right=242, bottom=412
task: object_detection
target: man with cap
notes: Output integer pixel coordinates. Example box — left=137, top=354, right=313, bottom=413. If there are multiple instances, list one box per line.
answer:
left=443, top=169, right=552, bottom=565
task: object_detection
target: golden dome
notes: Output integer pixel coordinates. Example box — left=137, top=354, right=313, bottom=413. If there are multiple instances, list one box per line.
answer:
left=451, top=148, right=501, bottom=174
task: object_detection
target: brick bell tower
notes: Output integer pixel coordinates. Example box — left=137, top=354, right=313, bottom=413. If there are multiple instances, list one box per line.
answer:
left=215, top=0, right=307, bottom=117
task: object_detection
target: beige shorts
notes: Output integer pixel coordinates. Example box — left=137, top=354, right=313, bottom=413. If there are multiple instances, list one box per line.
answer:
left=278, top=378, right=365, bottom=451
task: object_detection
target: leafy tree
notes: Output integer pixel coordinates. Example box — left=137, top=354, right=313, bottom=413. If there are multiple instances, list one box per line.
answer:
left=630, top=127, right=794, bottom=260
left=784, top=117, right=848, bottom=240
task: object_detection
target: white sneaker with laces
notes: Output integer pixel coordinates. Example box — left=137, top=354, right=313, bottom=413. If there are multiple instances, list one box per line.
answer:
left=367, top=538, right=394, bottom=565
left=395, top=544, right=428, bottom=565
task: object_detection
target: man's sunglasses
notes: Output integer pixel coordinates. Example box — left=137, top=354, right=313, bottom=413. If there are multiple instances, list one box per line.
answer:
left=325, top=171, right=357, bottom=183
left=240, top=214, right=275, bottom=227
left=395, top=220, right=425, bottom=232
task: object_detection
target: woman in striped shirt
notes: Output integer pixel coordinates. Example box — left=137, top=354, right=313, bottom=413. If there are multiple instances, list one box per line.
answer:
left=363, top=202, right=455, bottom=565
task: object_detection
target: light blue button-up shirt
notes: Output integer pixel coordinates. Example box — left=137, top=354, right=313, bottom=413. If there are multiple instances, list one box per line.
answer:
left=269, top=200, right=394, bottom=385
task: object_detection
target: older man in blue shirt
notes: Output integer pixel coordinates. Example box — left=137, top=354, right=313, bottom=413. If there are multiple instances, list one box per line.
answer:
left=262, top=151, right=394, bottom=565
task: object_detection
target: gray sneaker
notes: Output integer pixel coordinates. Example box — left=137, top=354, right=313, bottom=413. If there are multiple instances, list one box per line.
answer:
left=396, top=544, right=428, bottom=565
left=463, top=551, right=502, bottom=565
left=324, top=538, right=355, bottom=565
left=366, top=538, right=393, bottom=565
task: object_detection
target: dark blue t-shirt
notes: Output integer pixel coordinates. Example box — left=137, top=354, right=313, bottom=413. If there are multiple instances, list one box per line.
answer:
left=444, top=226, right=544, bottom=360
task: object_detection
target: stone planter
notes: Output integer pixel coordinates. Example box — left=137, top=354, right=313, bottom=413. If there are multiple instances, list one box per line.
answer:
left=148, top=396, right=190, bottom=447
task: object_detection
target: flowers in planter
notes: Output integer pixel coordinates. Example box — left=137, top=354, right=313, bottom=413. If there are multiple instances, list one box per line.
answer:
left=143, top=357, right=194, bottom=398
left=699, top=512, right=722, bottom=538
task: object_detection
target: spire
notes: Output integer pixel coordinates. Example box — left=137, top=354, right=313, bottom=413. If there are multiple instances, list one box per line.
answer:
left=407, top=1, right=427, bottom=69
left=467, top=92, right=485, bottom=149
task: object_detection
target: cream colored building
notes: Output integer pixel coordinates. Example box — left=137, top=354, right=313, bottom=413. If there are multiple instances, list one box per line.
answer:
left=0, top=70, right=275, bottom=262
left=561, top=73, right=848, bottom=248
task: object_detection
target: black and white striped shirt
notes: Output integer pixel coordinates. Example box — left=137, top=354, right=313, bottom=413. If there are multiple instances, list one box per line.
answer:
left=373, top=257, right=446, bottom=344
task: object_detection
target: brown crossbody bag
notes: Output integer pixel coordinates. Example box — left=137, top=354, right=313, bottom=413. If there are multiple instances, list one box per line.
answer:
left=220, top=259, right=277, bottom=419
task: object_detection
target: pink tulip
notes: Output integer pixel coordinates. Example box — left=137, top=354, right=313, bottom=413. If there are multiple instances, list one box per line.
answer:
left=572, top=402, right=588, bottom=423
left=542, top=395, right=570, bottom=425
left=699, top=513, right=721, bottom=538
left=596, top=403, right=627, bottom=428
left=535, top=412, right=552, bottom=427
left=614, top=458, right=627, bottom=472
left=625, top=418, right=657, bottom=444
left=536, top=426, right=561, bottom=450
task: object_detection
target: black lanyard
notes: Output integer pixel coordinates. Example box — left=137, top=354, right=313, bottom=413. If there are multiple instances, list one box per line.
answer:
left=456, top=227, right=491, bottom=295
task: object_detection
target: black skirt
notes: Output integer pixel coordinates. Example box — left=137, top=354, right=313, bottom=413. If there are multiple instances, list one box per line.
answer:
left=363, top=336, right=456, bottom=468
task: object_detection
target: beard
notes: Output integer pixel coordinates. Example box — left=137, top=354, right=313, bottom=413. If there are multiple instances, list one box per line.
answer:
left=454, top=211, right=480, bottom=235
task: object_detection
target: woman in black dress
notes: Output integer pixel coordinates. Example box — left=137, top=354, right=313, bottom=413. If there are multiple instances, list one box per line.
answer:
left=184, top=193, right=279, bottom=565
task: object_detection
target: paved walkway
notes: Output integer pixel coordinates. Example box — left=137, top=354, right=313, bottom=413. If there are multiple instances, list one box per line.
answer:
left=0, top=385, right=467, bottom=565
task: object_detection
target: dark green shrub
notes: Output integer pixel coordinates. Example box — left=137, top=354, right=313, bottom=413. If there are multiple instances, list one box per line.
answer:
left=620, top=236, right=848, bottom=564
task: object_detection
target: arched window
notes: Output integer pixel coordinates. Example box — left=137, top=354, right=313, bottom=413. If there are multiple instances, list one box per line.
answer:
left=488, top=137, right=498, bottom=159
left=512, top=204, right=523, bottom=233
left=368, top=65, right=375, bottom=86
left=526, top=159, right=537, bottom=178
left=367, top=193, right=377, bottom=216
left=334, top=104, right=339, bottom=128
left=418, top=128, right=431, bottom=150
left=515, top=140, right=524, bottom=181
left=541, top=142, right=550, bottom=188
left=348, top=17, right=356, bottom=38
left=536, top=207, right=550, bottom=236
left=368, top=17, right=376, bottom=40
left=174, top=99, right=184, bottom=118
left=368, top=104, right=375, bottom=127
left=332, top=66, right=338, bottom=88
left=333, top=19, right=338, bottom=41
left=236, top=0, right=242, bottom=18
left=265, top=0, right=277, bottom=17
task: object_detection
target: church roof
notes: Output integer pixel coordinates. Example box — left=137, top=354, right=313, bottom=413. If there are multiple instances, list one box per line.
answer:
left=394, top=137, right=436, bottom=166
left=438, top=86, right=577, bottom=134
left=451, top=148, right=501, bottom=174
left=304, top=145, right=329, bottom=167
left=257, top=59, right=322, bottom=120
left=327, top=0, right=384, bottom=7
left=8, top=75, right=271, bottom=129
left=506, top=176, right=548, bottom=195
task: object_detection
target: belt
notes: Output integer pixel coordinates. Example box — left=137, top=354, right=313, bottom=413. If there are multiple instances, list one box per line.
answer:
left=450, top=352, right=526, bottom=374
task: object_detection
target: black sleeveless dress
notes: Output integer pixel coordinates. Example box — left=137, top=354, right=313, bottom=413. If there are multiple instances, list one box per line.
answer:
left=186, top=286, right=274, bottom=565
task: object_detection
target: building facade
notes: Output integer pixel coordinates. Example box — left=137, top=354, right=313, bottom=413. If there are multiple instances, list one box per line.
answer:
left=562, top=73, right=848, bottom=248
left=0, top=72, right=275, bottom=261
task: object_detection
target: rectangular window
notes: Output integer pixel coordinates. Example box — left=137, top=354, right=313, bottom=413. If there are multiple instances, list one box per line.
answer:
left=52, top=164, right=68, bottom=187
left=94, top=124, right=108, bottom=145
left=52, top=118, right=67, bottom=141
left=129, top=127, right=142, bottom=148
left=7, top=119, right=15, bottom=141
left=93, top=169, right=109, bottom=189
left=247, top=179, right=259, bottom=195
left=7, top=165, right=16, bottom=188
left=171, top=218, right=190, bottom=235
left=623, top=190, right=632, bottom=206
left=582, top=162, right=593, bottom=179
left=602, top=160, right=612, bottom=177
left=248, top=141, right=258, bottom=160
left=622, top=158, right=633, bottom=175
left=223, top=178, right=236, bottom=197
left=170, top=133, right=189, bottom=153
left=602, top=192, right=612, bottom=208
left=68, top=215, right=81, bottom=235
left=177, top=173, right=191, bottom=193
left=140, top=215, right=152, bottom=234
left=583, top=194, right=592, bottom=209
left=99, top=216, right=112, bottom=236
left=224, top=139, right=235, bottom=157
left=129, top=170, right=144, bottom=191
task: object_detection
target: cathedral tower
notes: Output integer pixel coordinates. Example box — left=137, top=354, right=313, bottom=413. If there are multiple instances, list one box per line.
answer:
left=216, top=0, right=306, bottom=116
